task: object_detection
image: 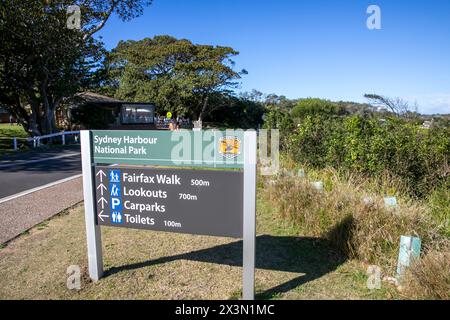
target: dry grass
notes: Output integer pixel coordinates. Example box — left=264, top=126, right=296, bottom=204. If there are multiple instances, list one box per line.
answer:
left=0, top=204, right=245, bottom=300
left=262, top=165, right=450, bottom=300
left=0, top=200, right=402, bottom=300
left=402, top=241, right=450, bottom=300
left=263, top=167, right=447, bottom=272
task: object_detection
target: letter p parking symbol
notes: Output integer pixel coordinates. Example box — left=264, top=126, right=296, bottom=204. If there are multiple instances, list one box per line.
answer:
left=111, top=198, right=122, bottom=211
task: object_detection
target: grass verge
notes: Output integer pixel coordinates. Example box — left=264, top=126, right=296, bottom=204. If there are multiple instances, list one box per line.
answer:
left=0, top=195, right=403, bottom=300
left=0, top=123, right=28, bottom=153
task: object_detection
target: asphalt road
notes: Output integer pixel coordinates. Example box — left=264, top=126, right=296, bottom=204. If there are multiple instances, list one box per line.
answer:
left=0, top=145, right=82, bottom=199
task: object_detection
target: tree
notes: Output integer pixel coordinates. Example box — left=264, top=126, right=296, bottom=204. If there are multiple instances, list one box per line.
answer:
left=0, top=0, right=151, bottom=136
left=364, top=94, right=414, bottom=116
left=184, top=44, right=248, bottom=122
left=109, top=36, right=193, bottom=116
left=264, top=94, right=295, bottom=111
left=205, top=93, right=266, bottom=129
left=108, top=35, right=246, bottom=122
left=80, top=0, right=152, bottom=38
left=239, top=89, right=264, bottom=103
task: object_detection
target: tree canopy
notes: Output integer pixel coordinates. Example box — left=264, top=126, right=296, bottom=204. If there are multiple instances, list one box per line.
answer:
left=108, top=35, right=247, bottom=121
left=291, top=98, right=347, bottom=118
left=0, top=0, right=151, bottom=136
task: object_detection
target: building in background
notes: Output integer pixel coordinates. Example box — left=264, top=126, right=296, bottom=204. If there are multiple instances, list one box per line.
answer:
left=68, top=92, right=157, bottom=130
left=0, top=107, right=14, bottom=123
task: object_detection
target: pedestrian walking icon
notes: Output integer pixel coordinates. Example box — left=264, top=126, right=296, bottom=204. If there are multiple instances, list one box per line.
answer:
left=109, top=170, right=120, bottom=183
left=110, top=183, right=120, bottom=197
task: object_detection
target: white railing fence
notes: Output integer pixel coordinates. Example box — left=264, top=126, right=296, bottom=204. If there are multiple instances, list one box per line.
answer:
left=12, top=131, right=80, bottom=151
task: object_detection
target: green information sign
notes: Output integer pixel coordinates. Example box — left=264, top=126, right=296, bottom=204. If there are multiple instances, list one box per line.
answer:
left=82, top=129, right=256, bottom=299
left=92, top=130, right=245, bottom=168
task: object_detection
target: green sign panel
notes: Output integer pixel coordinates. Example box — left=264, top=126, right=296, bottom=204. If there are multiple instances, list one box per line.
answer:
left=92, top=130, right=245, bottom=168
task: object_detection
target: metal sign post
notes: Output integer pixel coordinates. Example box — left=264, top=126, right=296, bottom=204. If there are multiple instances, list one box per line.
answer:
left=80, top=131, right=103, bottom=281
left=243, top=131, right=257, bottom=300
left=80, top=130, right=256, bottom=299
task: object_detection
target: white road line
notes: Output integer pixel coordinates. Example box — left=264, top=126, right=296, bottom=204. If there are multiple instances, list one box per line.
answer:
left=0, top=152, right=80, bottom=169
left=0, top=174, right=83, bottom=204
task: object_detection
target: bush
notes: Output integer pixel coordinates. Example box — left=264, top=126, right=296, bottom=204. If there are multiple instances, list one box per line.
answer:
left=427, top=187, right=450, bottom=237
left=290, top=115, right=343, bottom=168
left=291, top=98, right=347, bottom=118
left=287, top=115, right=449, bottom=198
left=206, top=97, right=266, bottom=129
left=262, top=109, right=295, bottom=150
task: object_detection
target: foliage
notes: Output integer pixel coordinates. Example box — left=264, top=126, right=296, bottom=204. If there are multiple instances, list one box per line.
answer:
left=108, top=35, right=246, bottom=121
left=204, top=94, right=266, bottom=129
left=291, top=98, right=347, bottom=118
left=0, top=0, right=151, bottom=136
left=0, top=123, right=28, bottom=139
left=262, top=108, right=295, bottom=150
left=284, top=114, right=449, bottom=197
left=0, top=123, right=28, bottom=153
left=290, top=115, right=342, bottom=168
left=79, top=1, right=152, bottom=37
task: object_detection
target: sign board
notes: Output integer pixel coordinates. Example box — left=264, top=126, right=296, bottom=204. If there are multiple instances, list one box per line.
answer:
left=384, top=196, right=398, bottom=208
left=81, top=129, right=256, bottom=300
left=92, top=130, right=244, bottom=168
left=397, top=236, right=421, bottom=277
left=94, top=166, right=243, bottom=238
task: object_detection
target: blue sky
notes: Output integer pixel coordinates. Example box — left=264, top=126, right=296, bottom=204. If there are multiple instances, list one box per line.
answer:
left=97, top=0, right=450, bottom=114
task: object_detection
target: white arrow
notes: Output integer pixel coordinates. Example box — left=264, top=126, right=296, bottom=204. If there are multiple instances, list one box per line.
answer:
left=97, top=183, right=107, bottom=196
left=97, top=210, right=108, bottom=222
left=96, top=170, right=106, bottom=183
left=97, top=197, right=107, bottom=209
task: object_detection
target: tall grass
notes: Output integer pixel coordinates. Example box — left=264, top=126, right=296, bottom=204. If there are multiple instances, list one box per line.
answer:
left=262, top=166, right=448, bottom=271
left=402, top=241, right=450, bottom=300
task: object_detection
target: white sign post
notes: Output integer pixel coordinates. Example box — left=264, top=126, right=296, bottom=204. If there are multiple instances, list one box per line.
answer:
left=81, top=131, right=103, bottom=281
left=243, top=131, right=257, bottom=300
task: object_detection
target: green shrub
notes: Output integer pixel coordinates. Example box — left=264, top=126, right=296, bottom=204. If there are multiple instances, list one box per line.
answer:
left=291, top=98, right=347, bottom=118
left=262, top=109, right=294, bottom=150
left=427, top=187, right=450, bottom=236
left=287, top=115, right=449, bottom=198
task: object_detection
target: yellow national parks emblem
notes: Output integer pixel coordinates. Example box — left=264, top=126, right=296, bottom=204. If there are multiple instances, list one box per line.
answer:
left=218, top=136, right=241, bottom=159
